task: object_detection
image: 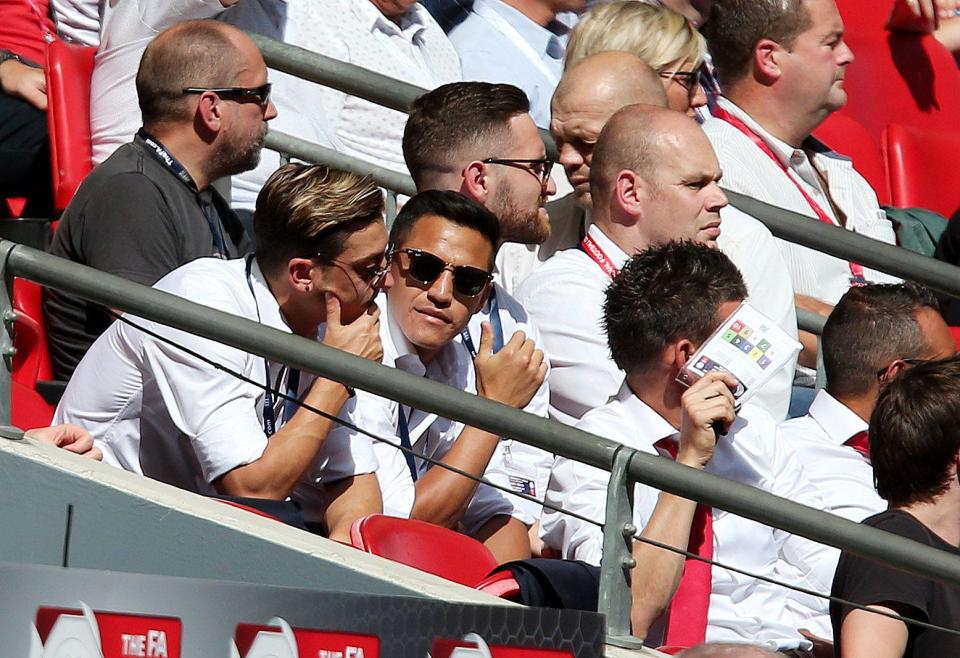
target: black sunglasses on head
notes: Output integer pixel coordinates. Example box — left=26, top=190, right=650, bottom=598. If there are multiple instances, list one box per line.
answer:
left=182, top=83, right=272, bottom=107
left=391, top=248, right=492, bottom=298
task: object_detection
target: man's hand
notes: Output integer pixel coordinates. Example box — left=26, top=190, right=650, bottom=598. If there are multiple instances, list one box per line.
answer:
left=677, top=371, right=738, bottom=470
left=25, top=424, right=103, bottom=460
left=474, top=322, right=547, bottom=409
left=0, top=59, right=47, bottom=111
left=888, top=0, right=959, bottom=32
left=321, top=293, right=383, bottom=363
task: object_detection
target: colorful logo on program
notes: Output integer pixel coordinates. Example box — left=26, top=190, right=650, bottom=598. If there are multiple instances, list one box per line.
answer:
left=723, top=321, right=773, bottom=369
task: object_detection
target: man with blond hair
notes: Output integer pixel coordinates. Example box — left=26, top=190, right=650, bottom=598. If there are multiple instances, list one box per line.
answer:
left=56, top=164, right=390, bottom=540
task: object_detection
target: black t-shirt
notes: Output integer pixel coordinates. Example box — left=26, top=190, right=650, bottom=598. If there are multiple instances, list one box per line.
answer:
left=44, top=134, right=251, bottom=380
left=831, top=509, right=960, bottom=657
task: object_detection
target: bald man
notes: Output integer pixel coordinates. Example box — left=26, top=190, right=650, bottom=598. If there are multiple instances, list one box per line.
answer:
left=46, top=20, right=275, bottom=378
left=522, top=95, right=797, bottom=425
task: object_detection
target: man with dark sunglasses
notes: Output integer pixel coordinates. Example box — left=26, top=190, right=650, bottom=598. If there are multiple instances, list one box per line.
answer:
left=45, top=20, right=276, bottom=379
left=326, top=190, right=548, bottom=562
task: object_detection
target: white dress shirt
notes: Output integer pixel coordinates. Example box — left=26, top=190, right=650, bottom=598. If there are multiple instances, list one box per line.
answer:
left=540, top=385, right=836, bottom=648
left=702, top=98, right=900, bottom=306
left=53, top=257, right=378, bottom=512
left=328, top=291, right=551, bottom=532
left=776, top=389, right=886, bottom=639
left=224, top=0, right=462, bottom=209
left=90, top=0, right=229, bottom=164
left=517, top=222, right=796, bottom=425
left=447, top=0, right=572, bottom=128
left=51, top=0, right=101, bottom=47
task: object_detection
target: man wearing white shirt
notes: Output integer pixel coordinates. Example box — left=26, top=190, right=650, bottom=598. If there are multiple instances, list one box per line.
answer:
left=51, top=0, right=101, bottom=47
left=447, top=0, right=586, bottom=128
left=222, top=0, right=462, bottom=210
left=702, top=0, right=899, bottom=373
left=519, top=103, right=796, bottom=424
left=328, top=190, right=547, bottom=561
left=402, top=82, right=556, bottom=542
left=540, top=242, right=833, bottom=650
left=776, top=282, right=956, bottom=639
left=54, top=164, right=388, bottom=541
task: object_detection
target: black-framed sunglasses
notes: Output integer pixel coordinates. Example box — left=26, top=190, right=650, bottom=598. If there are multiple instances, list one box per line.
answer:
left=481, top=157, right=555, bottom=190
left=658, top=68, right=703, bottom=93
left=390, top=248, right=492, bottom=298
left=182, top=83, right=272, bottom=108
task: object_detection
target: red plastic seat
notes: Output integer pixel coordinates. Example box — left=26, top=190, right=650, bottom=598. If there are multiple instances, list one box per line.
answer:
left=841, top=32, right=960, bottom=143
left=11, top=278, right=53, bottom=389
left=44, top=41, right=96, bottom=214
left=835, top=0, right=892, bottom=33
left=349, top=514, right=520, bottom=596
left=813, top=113, right=890, bottom=205
left=884, top=124, right=960, bottom=219
left=12, top=380, right=54, bottom=429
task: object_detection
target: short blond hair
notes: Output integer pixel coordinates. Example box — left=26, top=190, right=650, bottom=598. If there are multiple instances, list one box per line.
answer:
left=565, top=2, right=706, bottom=72
left=254, top=163, right=384, bottom=272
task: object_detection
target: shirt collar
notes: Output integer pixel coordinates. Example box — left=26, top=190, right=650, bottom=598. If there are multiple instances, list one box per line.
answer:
left=587, top=223, right=631, bottom=270
left=807, top=389, right=869, bottom=446
left=356, top=0, right=429, bottom=41
left=614, top=382, right=680, bottom=448
left=479, top=0, right=567, bottom=58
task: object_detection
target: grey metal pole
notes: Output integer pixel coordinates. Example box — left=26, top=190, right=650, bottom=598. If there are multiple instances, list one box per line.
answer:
left=11, top=241, right=960, bottom=591
left=0, top=241, right=15, bottom=429
left=726, top=190, right=960, bottom=299
left=250, top=32, right=560, bottom=160
left=797, top=308, right=828, bottom=336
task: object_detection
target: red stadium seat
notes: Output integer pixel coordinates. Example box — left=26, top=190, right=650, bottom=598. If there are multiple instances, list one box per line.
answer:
left=350, top=514, right=520, bottom=596
left=835, top=0, right=891, bottom=33
left=12, top=380, right=54, bottom=429
left=884, top=124, right=960, bottom=219
left=813, top=113, right=890, bottom=205
left=44, top=41, right=96, bottom=214
left=841, top=32, right=960, bottom=142
left=11, top=278, right=54, bottom=390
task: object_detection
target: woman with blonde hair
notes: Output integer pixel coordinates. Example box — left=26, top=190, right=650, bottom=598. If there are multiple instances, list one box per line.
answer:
left=565, top=1, right=708, bottom=115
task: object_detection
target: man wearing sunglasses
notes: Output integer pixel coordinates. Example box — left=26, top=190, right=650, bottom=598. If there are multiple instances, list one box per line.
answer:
left=776, top=282, right=956, bottom=641
left=327, top=190, right=548, bottom=561
left=56, top=164, right=387, bottom=541
left=46, top=20, right=276, bottom=379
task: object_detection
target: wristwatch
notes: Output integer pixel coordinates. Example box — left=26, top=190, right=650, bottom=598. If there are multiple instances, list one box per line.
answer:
left=0, top=50, right=24, bottom=67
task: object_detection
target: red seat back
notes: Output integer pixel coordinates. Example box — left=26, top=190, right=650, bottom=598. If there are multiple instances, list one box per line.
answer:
left=12, top=380, right=54, bottom=430
left=45, top=41, right=96, bottom=213
left=841, top=32, right=960, bottom=142
left=11, top=278, right=53, bottom=388
left=884, top=124, right=960, bottom=219
left=835, top=0, right=890, bottom=33
left=350, top=514, right=500, bottom=587
left=813, top=112, right=890, bottom=205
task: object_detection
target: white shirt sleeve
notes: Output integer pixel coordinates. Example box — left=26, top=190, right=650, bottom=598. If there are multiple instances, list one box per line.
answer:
left=137, top=0, right=231, bottom=30
left=539, top=455, right=608, bottom=565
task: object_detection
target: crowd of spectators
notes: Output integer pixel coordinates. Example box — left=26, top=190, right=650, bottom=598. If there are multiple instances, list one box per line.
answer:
left=4, top=0, right=960, bottom=656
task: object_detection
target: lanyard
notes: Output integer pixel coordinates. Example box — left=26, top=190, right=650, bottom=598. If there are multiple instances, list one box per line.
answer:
left=397, top=407, right=420, bottom=483
left=245, top=255, right=302, bottom=437
left=580, top=232, right=620, bottom=279
left=460, top=287, right=504, bottom=358
left=137, top=129, right=228, bottom=258
left=711, top=107, right=867, bottom=283
left=473, top=1, right=561, bottom=85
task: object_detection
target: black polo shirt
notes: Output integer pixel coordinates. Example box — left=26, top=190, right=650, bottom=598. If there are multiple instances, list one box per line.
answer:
left=45, top=132, right=252, bottom=379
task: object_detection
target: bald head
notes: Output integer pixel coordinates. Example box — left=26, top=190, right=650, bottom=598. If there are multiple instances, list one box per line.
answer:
left=678, top=643, right=782, bottom=658
left=137, top=20, right=263, bottom=127
left=551, top=52, right=668, bottom=206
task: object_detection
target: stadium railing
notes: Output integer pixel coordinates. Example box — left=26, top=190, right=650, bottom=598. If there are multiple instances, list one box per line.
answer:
left=5, top=240, right=960, bottom=649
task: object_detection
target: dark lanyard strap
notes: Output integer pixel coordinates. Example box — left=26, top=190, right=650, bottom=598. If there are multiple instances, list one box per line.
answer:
left=397, top=406, right=419, bottom=483
left=245, top=255, right=301, bottom=437
left=460, top=287, right=504, bottom=358
left=137, top=128, right=228, bottom=258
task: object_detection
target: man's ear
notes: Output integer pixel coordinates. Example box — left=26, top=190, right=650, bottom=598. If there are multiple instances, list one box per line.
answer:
left=287, top=257, right=315, bottom=293
left=462, top=161, right=490, bottom=204
left=879, top=359, right=910, bottom=386
left=615, top=170, right=643, bottom=222
left=670, top=338, right=697, bottom=371
left=194, top=91, right=223, bottom=136
left=753, top=38, right=784, bottom=85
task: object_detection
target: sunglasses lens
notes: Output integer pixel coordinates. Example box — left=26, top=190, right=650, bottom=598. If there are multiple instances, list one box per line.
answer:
left=453, top=267, right=491, bottom=297
left=406, top=251, right=445, bottom=285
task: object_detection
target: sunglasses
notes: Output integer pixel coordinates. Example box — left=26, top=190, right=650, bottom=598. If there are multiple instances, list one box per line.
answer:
left=391, top=248, right=492, bottom=298
left=182, top=83, right=273, bottom=108
left=658, top=68, right=703, bottom=94
left=481, top=157, right=555, bottom=192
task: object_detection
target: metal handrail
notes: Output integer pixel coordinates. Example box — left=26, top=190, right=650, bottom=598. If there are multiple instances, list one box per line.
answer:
left=5, top=240, right=960, bottom=592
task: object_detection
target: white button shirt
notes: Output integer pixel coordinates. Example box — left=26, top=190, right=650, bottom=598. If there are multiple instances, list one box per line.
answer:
left=540, top=385, right=836, bottom=648
left=53, top=257, right=378, bottom=508
left=223, top=0, right=462, bottom=209
left=90, top=0, right=230, bottom=165
left=517, top=222, right=795, bottom=425
left=702, top=98, right=900, bottom=306
left=447, top=0, right=570, bottom=128
left=775, top=389, right=886, bottom=639
left=51, top=0, right=101, bottom=47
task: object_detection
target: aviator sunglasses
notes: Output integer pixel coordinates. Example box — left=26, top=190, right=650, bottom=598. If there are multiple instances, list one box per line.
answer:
left=391, top=248, right=493, bottom=298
